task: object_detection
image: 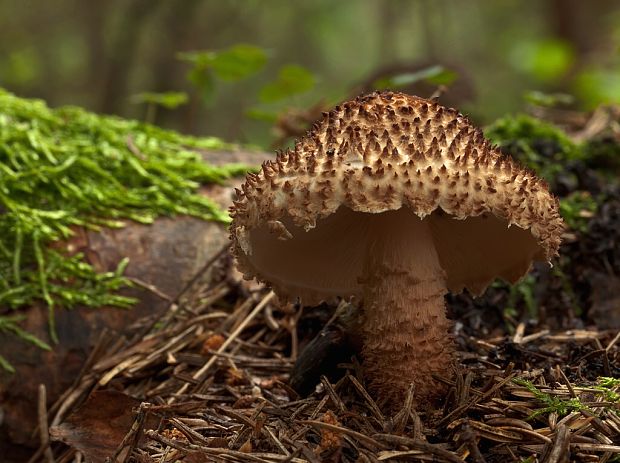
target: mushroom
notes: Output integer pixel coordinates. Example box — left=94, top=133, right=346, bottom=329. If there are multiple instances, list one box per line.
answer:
left=230, top=91, right=564, bottom=405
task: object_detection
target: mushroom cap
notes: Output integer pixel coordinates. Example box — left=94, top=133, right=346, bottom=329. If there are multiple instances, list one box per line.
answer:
left=230, top=91, right=564, bottom=304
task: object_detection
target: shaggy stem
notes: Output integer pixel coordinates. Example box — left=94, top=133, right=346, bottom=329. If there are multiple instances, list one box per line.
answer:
left=360, top=214, right=455, bottom=407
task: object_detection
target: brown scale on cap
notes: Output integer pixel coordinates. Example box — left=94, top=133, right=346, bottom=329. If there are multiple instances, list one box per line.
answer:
left=230, top=91, right=564, bottom=407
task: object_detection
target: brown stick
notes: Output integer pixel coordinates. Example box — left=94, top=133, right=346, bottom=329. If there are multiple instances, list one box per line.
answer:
left=38, top=384, right=55, bottom=463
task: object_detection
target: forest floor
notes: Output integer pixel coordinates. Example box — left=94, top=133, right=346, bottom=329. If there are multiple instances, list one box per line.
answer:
left=42, top=247, right=620, bottom=463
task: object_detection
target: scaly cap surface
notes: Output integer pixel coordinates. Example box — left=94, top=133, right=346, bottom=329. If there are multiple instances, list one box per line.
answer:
left=230, top=91, right=564, bottom=303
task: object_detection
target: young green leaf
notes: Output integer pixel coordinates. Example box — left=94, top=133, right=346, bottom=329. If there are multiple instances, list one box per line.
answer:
left=210, top=44, right=267, bottom=81
left=373, top=65, right=458, bottom=90
left=131, top=92, right=189, bottom=110
left=259, top=65, right=316, bottom=103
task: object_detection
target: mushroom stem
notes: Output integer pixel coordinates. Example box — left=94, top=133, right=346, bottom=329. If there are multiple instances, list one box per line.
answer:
left=360, top=212, right=454, bottom=407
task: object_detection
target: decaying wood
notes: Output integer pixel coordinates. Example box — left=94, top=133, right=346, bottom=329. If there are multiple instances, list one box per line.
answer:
left=0, top=148, right=273, bottom=453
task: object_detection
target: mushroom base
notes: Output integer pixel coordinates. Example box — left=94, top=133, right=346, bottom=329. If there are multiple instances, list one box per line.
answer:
left=360, top=214, right=455, bottom=408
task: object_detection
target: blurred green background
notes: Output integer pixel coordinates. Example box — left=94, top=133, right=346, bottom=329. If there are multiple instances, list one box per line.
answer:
left=2, top=0, right=619, bottom=148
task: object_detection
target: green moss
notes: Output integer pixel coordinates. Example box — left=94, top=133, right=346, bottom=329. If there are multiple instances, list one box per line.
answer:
left=485, top=114, right=611, bottom=236
left=485, top=114, right=582, bottom=183
left=594, top=377, right=620, bottom=403
left=0, top=89, right=252, bottom=356
left=0, top=314, right=52, bottom=371
left=513, top=377, right=620, bottom=420
left=583, top=138, right=620, bottom=175
left=512, top=378, right=588, bottom=418
left=559, top=191, right=598, bottom=233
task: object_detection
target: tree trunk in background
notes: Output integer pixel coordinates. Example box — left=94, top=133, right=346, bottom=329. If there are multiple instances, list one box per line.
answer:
left=549, top=0, right=617, bottom=62
left=84, top=1, right=107, bottom=101
left=377, top=0, right=400, bottom=64
left=99, top=0, right=162, bottom=115
left=150, top=0, right=201, bottom=91
left=149, top=0, right=201, bottom=131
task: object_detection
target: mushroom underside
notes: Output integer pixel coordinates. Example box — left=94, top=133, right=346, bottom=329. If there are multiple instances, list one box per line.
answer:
left=244, top=206, right=543, bottom=304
